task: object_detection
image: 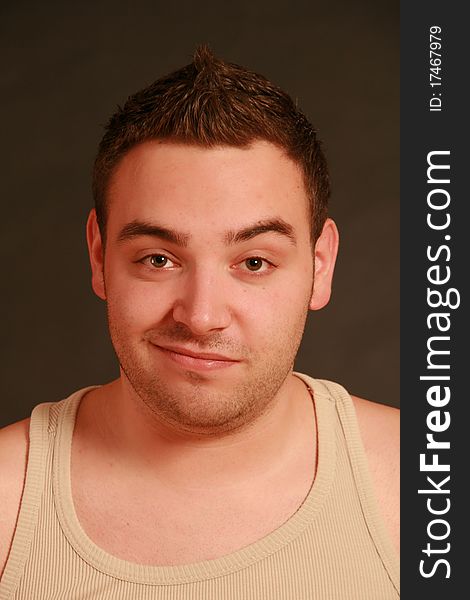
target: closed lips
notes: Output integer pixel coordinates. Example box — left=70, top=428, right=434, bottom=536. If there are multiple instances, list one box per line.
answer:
left=155, top=344, right=239, bottom=362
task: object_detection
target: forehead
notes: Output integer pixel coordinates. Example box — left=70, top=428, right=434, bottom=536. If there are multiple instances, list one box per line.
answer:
left=106, top=140, right=310, bottom=240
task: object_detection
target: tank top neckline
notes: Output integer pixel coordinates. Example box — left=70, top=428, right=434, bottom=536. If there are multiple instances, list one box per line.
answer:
left=52, top=373, right=336, bottom=585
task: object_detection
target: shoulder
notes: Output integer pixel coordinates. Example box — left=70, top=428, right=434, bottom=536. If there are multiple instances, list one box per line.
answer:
left=351, top=396, right=400, bottom=553
left=352, top=396, right=399, bottom=453
left=0, top=418, right=30, bottom=578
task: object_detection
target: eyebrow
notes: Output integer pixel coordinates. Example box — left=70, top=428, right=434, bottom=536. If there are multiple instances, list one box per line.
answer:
left=117, top=217, right=296, bottom=247
left=224, top=218, right=297, bottom=246
left=117, top=221, right=190, bottom=247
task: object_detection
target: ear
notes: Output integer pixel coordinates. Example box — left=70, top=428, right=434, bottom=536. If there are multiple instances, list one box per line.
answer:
left=309, top=218, right=339, bottom=311
left=86, top=209, right=107, bottom=300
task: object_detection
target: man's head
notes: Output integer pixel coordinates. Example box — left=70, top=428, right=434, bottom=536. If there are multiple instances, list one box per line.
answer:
left=87, top=47, right=338, bottom=436
left=92, top=44, right=330, bottom=245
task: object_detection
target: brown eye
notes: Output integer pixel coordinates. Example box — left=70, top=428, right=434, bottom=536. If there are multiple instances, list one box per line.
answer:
left=245, top=257, right=264, bottom=271
left=149, top=255, right=168, bottom=268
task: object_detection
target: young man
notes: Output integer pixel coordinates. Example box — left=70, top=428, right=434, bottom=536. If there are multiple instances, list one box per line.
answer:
left=0, top=46, right=399, bottom=598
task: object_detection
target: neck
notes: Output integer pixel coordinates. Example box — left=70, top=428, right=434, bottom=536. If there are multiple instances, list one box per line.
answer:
left=76, top=373, right=315, bottom=490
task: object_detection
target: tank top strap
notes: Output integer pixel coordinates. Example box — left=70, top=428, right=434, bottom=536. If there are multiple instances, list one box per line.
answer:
left=314, top=377, right=400, bottom=593
left=0, top=403, right=52, bottom=599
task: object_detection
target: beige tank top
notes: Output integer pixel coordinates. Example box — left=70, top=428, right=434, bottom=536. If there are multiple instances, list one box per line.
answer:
left=0, top=374, right=399, bottom=599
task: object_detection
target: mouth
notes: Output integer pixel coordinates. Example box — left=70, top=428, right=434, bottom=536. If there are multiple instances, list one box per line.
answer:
left=151, top=343, right=241, bottom=371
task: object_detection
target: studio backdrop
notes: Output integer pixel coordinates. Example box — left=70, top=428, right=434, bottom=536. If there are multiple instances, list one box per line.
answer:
left=0, top=0, right=399, bottom=426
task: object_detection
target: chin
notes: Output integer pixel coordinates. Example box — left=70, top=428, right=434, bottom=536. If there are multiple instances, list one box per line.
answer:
left=143, top=386, right=258, bottom=434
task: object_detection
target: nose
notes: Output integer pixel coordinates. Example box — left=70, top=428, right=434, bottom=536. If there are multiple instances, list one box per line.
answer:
left=172, top=269, right=232, bottom=335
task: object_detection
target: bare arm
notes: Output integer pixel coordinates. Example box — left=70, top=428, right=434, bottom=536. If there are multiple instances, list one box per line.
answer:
left=0, top=419, right=30, bottom=579
left=352, top=397, right=400, bottom=554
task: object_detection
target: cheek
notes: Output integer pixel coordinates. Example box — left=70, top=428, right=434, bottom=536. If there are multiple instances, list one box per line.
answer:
left=241, top=278, right=311, bottom=343
left=267, top=270, right=313, bottom=310
left=104, top=255, right=178, bottom=323
left=106, top=278, right=172, bottom=332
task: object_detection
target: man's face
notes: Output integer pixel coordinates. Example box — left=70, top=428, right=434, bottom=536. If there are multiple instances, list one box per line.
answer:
left=88, top=140, right=335, bottom=434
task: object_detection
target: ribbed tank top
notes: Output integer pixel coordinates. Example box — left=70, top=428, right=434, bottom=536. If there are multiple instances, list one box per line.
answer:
left=0, top=374, right=399, bottom=599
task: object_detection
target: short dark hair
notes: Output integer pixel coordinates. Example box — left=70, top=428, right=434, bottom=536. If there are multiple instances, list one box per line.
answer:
left=92, top=44, right=330, bottom=242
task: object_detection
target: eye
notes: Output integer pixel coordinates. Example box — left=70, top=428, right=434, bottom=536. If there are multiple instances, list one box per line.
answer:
left=240, top=257, right=272, bottom=273
left=141, top=254, right=176, bottom=269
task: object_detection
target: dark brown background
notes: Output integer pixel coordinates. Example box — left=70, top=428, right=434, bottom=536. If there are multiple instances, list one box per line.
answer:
left=0, top=0, right=399, bottom=427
